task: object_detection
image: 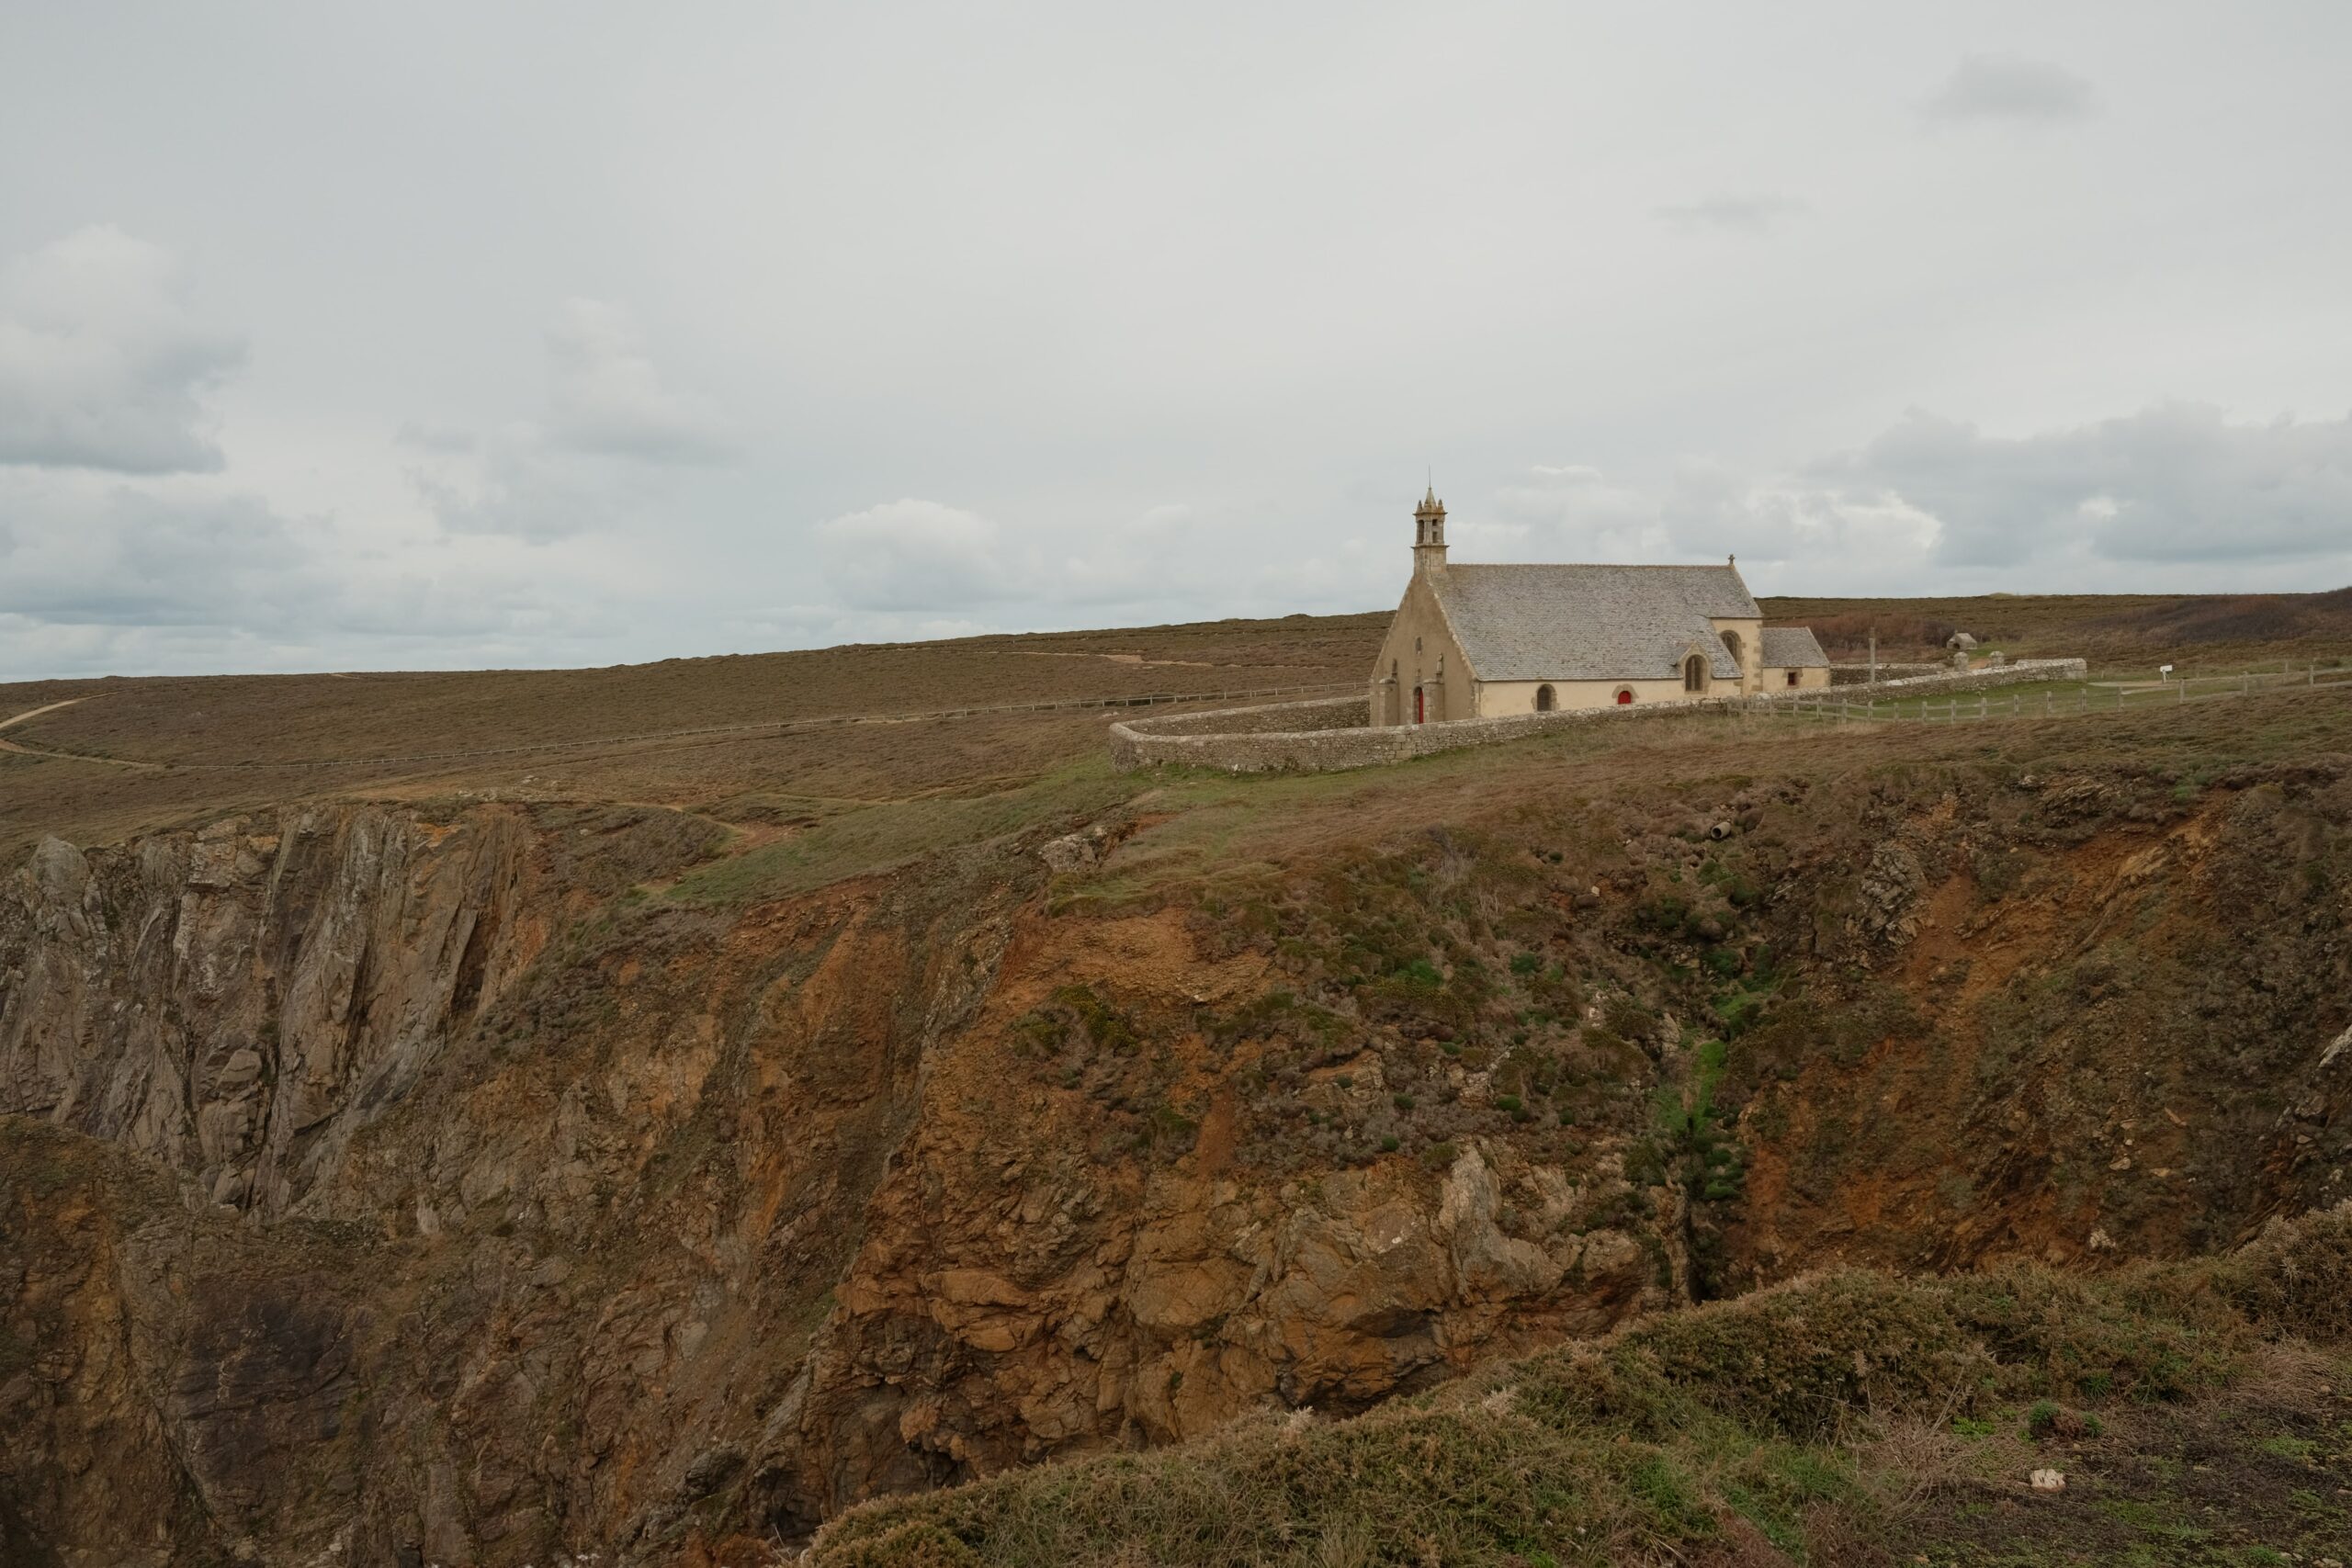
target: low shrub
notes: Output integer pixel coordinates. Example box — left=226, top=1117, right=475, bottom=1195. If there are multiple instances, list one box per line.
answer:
left=811, top=1203, right=2352, bottom=1567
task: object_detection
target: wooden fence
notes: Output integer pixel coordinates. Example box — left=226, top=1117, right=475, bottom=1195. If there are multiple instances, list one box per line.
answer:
left=1765, top=663, right=2352, bottom=725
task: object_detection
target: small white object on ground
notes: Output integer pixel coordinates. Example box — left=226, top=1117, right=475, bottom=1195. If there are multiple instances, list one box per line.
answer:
left=2030, top=1468, right=2066, bottom=1492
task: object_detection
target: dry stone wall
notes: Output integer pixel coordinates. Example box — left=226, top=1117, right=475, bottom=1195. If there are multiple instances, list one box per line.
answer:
left=1864, top=658, right=2087, bottom=696
left=1119, top=694, right=1370, bottom=738
left=1109, top=660, right=2086, bottom=774
left=1830, top=662, right=1939, bottom=686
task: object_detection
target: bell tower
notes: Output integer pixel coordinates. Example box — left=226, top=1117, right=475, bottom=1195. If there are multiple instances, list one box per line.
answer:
left=1412, top=484, right=1448, bottom=576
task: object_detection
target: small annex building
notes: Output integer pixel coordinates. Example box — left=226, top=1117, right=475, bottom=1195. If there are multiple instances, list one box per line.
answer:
left=1370, top=487, right=1830, bottom=725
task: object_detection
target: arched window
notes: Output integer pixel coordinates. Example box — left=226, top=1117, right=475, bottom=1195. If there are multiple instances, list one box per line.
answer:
left=1683, top=655, right=1709, bottom=693
left=1615, top=688, right=1634, bottom=705
left=1720, top=630, right=1744, bottom=669
left=1535, top=684, right=1555, bottom=712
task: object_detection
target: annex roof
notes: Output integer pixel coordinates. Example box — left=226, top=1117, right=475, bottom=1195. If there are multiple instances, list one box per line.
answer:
left=1759, top=626, right=1829, bottom=669
left=1430, top=563, right=1760, bottom=682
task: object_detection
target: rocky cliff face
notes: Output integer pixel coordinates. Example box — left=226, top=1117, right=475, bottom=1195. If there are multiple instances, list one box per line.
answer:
left=750, top=909, right=1668, bottom=1534
left=1, top=803, right=1673, bottom=1564
left=5, top=807, right=550, bottom=1217
left=2, top=802, right=1034, bottom=1564
left=5, top=758, right=2349, bottom=1564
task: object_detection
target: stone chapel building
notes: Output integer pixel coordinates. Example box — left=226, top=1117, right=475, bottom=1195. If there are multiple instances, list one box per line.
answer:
left=1370, top=487, right=1830, bottom=725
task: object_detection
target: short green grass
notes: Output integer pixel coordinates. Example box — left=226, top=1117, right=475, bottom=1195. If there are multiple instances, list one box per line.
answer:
left=664, top=757, right=1139, bottom=905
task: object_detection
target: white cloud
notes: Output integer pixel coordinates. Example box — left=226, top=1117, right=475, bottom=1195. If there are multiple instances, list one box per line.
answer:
left=397, top=299, right=733, bottom=543
left=0, top=227, right=245, bottom=474
left=1924, top=53, right=2098, bottom=126
left=1491, top=464, right=1669, bottom=558
left=1654, top=195, right=1810, bottom=234
left=817, top=498, right=1013, bottom=610
left=1660, top=457, right=1942, bottom=566
left=403, top=423, right=631, bottom=543
left=1055, top=503, right=1224, bottom=604
left=546, top=298, right=732, bottom=463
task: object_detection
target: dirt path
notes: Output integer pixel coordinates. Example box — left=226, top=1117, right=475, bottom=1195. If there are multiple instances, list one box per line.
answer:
left=0, top=698, right=85, bottom=733
left=0, top=697, right=164, bottom=770
left=0, top=682, right=1358, bottom=773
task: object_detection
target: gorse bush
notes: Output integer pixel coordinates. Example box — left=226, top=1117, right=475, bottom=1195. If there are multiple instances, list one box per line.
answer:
left=811, top=1202, right=2352, bottom=1567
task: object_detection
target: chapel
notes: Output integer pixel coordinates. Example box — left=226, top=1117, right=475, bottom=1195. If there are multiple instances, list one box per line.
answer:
left=1369, top=487, right=1830, bottom=725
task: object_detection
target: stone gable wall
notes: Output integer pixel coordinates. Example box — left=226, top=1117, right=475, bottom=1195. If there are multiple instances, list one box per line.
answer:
left=1109, top=659, right=2088, bottom=774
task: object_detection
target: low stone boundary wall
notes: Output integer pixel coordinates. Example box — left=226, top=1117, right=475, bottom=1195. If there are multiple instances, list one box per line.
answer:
left=1108, top=660, right=2088, bottom=774
left=1830, top=662, right=1939, bottom=686
left=1862, top=658, right=2087, bottom=696
left=1117, top=694, right=1368, bottom=738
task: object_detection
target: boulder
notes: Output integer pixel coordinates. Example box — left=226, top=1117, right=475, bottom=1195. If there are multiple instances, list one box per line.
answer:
left=1040, top=827, right=1110, bottom=874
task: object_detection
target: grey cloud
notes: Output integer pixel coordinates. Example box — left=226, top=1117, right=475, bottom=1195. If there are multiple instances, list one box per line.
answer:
left=817, top=499, right=1014, bottom=611
left=0, top=227, right=245, bottom=474
left=400, top=299, right=730, bottom=543
left=1818, top=404, right=2352, bottom=566
left=394, top=420, right=480, bottom=455
left=809, top=497, right=1395, bottom=624
left=1924, top=53, right=2098, bottom=126
left=408, top=433, right=627, bottom=543
left=1579, top=406, right=2352, bottom=581
left=1658, top=457, right=1939, bottom=566
left=0, top=468, right=631, bottom=678
left=1492, top=465, right=1667, bottom=554
left=1654, top=196, right=1810, bottom=234
left=0, top=476, right=311, bottom=628
left=3, top=9, right=2345, bottom=674
left=546, top=298, right=732, bottom=464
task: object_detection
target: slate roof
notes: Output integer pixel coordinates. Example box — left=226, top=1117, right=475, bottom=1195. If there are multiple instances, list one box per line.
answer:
left=1759, top=626, right=1829, bottom=669
left=1430, top=563, right=1760, bottom=682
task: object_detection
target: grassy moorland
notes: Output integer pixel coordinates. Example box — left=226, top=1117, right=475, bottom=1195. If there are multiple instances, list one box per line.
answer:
left=0, top=612, right=1380, bottom=857
left=7, top=589, right=2352, bottom=863
left=1769, top=587, right=2352, bottom=675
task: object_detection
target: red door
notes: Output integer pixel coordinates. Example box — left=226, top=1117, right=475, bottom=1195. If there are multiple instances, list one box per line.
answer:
left=1414, top=686, right=1425, bottom=723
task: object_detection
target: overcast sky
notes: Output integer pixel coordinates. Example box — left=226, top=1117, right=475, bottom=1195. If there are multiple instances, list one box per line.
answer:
left=3, top=2, right=2349, bottom=679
